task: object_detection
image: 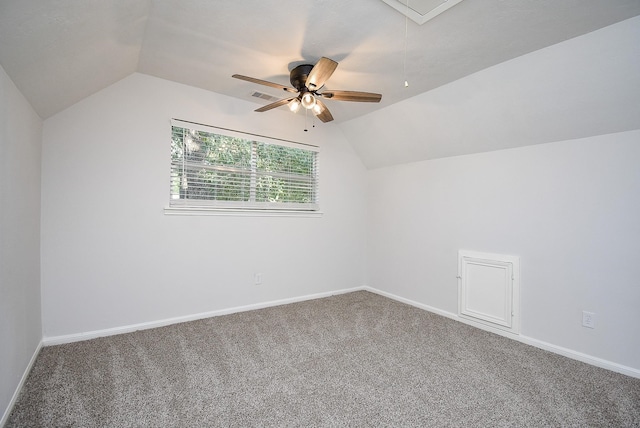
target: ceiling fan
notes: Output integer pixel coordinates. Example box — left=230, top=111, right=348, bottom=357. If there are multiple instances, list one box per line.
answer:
left=232, top=57, right=382, bottom=123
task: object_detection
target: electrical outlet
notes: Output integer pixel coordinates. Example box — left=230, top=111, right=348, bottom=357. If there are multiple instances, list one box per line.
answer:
left=582, top=311, right=595, bottom=329
left=254, top=273, right=263, bottom=285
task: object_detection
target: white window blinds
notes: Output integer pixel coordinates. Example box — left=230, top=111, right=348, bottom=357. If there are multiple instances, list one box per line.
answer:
left=170, top=120, right=319, bottom=211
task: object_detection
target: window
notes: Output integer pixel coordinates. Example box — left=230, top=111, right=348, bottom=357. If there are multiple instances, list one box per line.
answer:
left=169, top=120, right=319, bottom=212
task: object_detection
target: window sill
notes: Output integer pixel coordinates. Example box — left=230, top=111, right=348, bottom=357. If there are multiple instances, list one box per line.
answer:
left=164, top=206, right=323, bottom=217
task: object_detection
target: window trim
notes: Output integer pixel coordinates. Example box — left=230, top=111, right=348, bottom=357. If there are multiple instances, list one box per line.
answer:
left=163, top=206, right=323, bottom=217
left=165, top=119, right=321, bottom=216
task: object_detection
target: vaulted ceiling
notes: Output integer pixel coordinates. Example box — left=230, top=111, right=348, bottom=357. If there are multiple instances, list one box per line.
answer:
left=1, top=0, right=639, bottom=122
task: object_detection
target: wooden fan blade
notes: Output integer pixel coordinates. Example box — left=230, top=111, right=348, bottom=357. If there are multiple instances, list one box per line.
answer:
left=321, top=90, right=382, bottom=103
left=306, top=57, right=338, bottom=91
left=314, top=99, right=334, bottom=123
left=232, top=74, right=298, bottom=93
left=255, top=97, right=296, bottom=112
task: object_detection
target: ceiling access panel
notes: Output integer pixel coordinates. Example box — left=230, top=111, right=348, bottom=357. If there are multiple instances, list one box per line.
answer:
left=381, top=0, right=465, bottom=24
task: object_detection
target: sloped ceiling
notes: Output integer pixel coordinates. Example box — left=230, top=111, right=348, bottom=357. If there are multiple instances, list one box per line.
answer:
left=1, top=0, right=639, bottom=122
left=341, top=16, right=640, bottom=168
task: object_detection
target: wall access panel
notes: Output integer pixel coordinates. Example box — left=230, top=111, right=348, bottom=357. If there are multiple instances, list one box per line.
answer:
left=458, top=250, right=520, bottom=335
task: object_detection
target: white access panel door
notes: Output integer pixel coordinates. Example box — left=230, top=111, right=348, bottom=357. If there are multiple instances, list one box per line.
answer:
left=458, top=251, right=520, bottom=334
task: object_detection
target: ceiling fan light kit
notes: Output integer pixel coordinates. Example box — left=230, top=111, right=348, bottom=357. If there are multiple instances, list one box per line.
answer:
left=232, top=57, right=382, bottom=124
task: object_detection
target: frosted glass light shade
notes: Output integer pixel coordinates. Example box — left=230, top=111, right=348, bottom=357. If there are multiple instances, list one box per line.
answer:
left=289, top=99, right=301, bottom=113
left=301, top=93, right=316, bottom=109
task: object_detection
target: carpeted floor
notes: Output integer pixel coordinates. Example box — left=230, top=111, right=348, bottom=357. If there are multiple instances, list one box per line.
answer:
left=7, top=291, right=640, bottom=427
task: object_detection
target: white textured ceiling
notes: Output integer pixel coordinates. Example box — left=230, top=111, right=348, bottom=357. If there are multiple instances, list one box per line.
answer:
left=0, top=0, right=639, bottom=121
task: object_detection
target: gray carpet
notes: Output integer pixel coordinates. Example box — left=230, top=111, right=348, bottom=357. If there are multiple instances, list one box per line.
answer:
left=7, top=291, right=640, bottom=427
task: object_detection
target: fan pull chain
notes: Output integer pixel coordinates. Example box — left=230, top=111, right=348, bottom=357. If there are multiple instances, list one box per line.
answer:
left=403, top=0, right=410, bottom=87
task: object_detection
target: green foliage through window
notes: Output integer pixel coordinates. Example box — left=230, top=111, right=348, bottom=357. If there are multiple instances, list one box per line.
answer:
left=170, top=123, right=318, bottom=210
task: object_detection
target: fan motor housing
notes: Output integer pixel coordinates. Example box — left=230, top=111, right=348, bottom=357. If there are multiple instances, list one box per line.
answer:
left=289, top=64, right=314, bottom=91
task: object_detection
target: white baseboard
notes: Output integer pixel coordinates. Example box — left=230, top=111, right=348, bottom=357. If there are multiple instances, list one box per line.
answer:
left=40, top=285, right=640, bottom=380
left=42, top=286, right=366, bottom=346
left=516, top=336, right=640, bottom=379
left=1, top=341, right=42, bottom=428
left=365, top=286, right=460, bottom=320
left=363, top=286, right=640, bottom=379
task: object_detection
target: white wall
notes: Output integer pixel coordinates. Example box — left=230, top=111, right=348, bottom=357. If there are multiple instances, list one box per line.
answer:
left=0, top=65, right=42, bottom=422
left=41, top=73, right=367, bottom=338
left=367, top=131, right=640, bottom=370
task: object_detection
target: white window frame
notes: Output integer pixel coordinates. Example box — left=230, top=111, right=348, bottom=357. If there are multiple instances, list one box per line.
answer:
left=165, top=119, right=321, bottom=217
